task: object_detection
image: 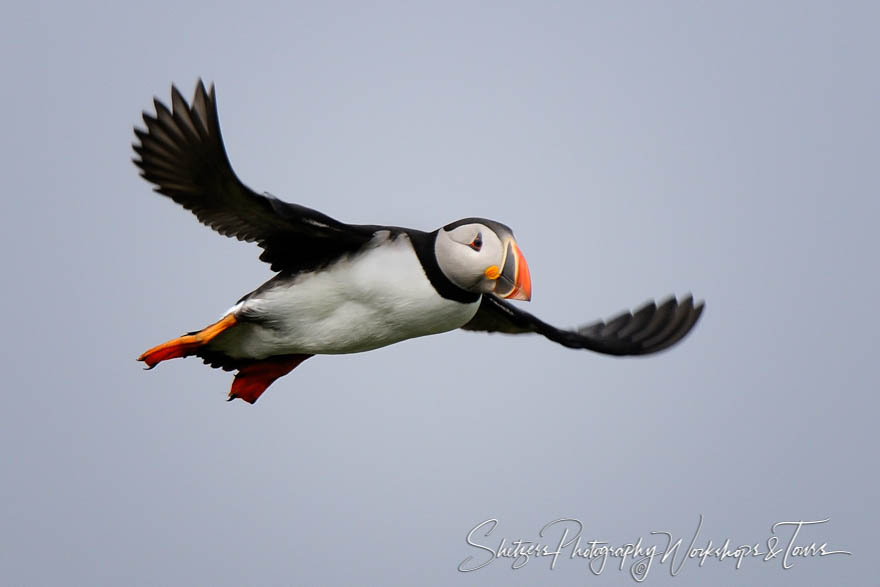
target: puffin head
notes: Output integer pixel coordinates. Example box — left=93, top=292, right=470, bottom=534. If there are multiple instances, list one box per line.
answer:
left=434, top=218, right=531, bottom=301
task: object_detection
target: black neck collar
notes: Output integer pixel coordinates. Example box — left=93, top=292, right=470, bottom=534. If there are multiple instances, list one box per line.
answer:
left=407, top=229, right=481, bottom=304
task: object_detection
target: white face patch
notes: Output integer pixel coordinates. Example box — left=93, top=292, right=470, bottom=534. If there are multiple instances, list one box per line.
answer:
left=434, top=223, right=507, bottom=293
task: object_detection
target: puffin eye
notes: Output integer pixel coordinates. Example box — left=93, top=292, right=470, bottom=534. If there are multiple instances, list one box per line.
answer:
left=469, top=233, right=483, bottom=251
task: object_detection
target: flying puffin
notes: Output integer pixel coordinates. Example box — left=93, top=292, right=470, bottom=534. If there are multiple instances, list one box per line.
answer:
left=134, top=81, right=704, bottom=404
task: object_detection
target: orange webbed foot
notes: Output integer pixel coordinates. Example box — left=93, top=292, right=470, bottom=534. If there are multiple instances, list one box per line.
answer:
left=228, top=354, right=313, bottom=404
left=138, top=314, right=237, bottom=369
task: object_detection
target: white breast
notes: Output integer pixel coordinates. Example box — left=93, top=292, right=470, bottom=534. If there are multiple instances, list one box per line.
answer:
left=220, top=233, right=480, bottom=359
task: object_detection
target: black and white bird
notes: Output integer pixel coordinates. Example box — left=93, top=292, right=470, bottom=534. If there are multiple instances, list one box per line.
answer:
left=134, top=81, right=704, bottom=404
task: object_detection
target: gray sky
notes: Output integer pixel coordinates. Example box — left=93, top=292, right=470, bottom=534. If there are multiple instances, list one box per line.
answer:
left=3, top=1, right=877, bottom=584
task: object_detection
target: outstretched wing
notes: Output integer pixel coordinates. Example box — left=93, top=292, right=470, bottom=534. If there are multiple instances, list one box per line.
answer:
left=461, top=294, right=704, bottom=356
left=133, top=80, right=377, bottom=273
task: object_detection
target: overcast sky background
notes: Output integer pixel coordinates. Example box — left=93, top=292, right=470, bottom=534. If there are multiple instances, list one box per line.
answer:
left=3, top=1, right=877, bottom=584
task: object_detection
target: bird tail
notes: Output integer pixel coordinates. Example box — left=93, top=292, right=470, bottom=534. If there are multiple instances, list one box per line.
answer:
left=138, top=313, right=238, bottom=369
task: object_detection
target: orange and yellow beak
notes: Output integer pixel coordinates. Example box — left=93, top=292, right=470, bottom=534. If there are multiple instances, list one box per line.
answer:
left=492, top=239, right=531, bottom=301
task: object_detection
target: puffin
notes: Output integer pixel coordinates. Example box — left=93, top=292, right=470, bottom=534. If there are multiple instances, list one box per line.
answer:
left=134, top=81, right=704, bottom=404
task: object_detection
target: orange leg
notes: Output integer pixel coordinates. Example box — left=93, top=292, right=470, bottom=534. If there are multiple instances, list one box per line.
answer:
left=138, top=313, right=238, bottom=369
left=229, top=354, right=313, bottom=404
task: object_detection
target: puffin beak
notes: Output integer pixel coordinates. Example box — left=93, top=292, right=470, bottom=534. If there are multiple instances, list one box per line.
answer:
left=494, top=239, right=532, bottom=301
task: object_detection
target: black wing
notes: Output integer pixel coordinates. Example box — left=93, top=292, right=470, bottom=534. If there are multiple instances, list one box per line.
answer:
left=461, top=294, right=704, bottom=356
left=133, top=80, right=377, bottom=273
